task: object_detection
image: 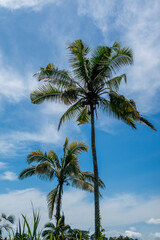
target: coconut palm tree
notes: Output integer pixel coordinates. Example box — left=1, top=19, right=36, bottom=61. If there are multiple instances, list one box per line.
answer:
left=19, top=137, right=104, bottom=224
left=0, top=213, right=15, bottom=240
left=30, top=40, right=156, bottom=238
left=42, top=215, right=90, bottom=240
left=42, top=214, right=71, bottom=240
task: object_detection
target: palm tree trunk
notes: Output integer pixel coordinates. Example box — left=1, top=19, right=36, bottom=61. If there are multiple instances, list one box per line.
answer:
left=90, top=104, right=100, bottom=239
left=56, top=182, right=63, bottom=226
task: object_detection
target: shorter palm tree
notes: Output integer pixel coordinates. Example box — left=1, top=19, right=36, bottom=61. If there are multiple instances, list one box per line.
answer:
left=0, top=213, right=15, bottom=240
left=19, top=137, right=104, bottom=224
left=42, top=215, right=71, bottom=240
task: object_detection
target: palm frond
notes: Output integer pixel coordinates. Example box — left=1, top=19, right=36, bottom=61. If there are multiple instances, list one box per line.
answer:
left=27, top=150, right=44, bottom=163
left=67, top=140, right=89, bottom=156
left=58, top=100, right=82, bottom=130
left=99, top=96, right=137, bottom=129
left=100, top=93, right=156, bottom=131
left=1, top=213, right=7, bottom=219
left=137, top=116, right=156, bottom=131
left=90, top=45, right=112, bottom=81
left=63, top=157, right=81, bottom=176
left=35, top=162, right=55, bottom=180
left=106, top=74, right=127, bottom=91
left=27, top=150, right=55, bottom=165
left=82, top=172, right=105, bottom=189
left=107, top=42, right=133, bottom=75
left=63, top=137, right=69, bottom=153
left=47, top=187, right=58, bottom=219
left=48, top=150, right=60, bottom=169
left=71, top=177, right=94, bottom=193
left=33, top=63, right=75, bottom=89
left=19, top=166, right=36, bottom=179
left=30, top=83, right=64, bottom=104
left=68, top=39, right=90, bottom=83
left=90, top=42, right=133, bottom=83
left=6, top=215, right=15, bottom=224
left=62, top=86, right=82, bottom=103
left=43, top=222, right=55, bottom=229
left=76, top=106, right=91, bottom=125
left=112, top=40, right=121, bottom=49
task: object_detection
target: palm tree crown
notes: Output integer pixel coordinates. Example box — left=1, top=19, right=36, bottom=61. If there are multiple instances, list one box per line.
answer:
left=19, top=137, right=104, bottom=223
left=30, top=40, right=155, bottom=131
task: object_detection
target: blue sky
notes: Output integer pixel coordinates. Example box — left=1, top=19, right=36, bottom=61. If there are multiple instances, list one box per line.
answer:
left=0, top=0, right=160, bottom=239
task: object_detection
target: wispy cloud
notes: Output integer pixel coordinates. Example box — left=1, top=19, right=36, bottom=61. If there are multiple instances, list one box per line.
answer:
left=0, top=52, right=38, bottom=104
left=0, top=0, right=60, bottom=11
left=0, top=119, right=82, bottom=156
left=101, top=194, right=160, bottom=227
left=0, top=123, right=63, bottom=155
left=1, top=188, right=160, bottom=237
left=41, top=102, right=68, bottom=116
left=0, top=171, right=17, bottom=181
left=125, top=230, right=142, bottom=238
left=0, top=161, right=7, bottom=169
left=151, top=232, right=160, bottom=238
left=147, top=218, right=160, bottom=225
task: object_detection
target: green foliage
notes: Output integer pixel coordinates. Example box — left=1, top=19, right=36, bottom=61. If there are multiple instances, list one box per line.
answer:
left=30, top=39, right=156, bottom=239
left=19, top=138, right=105, bottom=222
left=30, top=39, right=156, bottom=131
left=0, top=213, right=15, bottom=240
left=2, top=210, right=139, bottom=240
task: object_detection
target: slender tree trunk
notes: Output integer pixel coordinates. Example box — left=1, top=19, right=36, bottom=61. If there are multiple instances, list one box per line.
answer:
left=56, top=182, right=63, bottom=226
left=90, top=104, right=100, bottom=239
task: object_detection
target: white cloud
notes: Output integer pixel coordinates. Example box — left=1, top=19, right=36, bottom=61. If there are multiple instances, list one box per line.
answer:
left=42, top=102, right=68, bottom=116
left=0, top=0, right=60, bottom=11
left=147, top=218, right=160, bottom=225
left=0, top=140, right=17, bottom=155
left=0, top=188, right=48, bottom=230
left=0, top=119, right=82, bottom=156
left=78, top=0, right=160, bottom=114
left=125, top=230, right=142, bottom=238
left=0, top=161, right=7, bottom=169
left=1, top=188, right=160, bottom=234
left=129, top=227, right=136, bottom=231
left=152, top=232, right=160, bottom=238
left=0, top=53, right=38, bottom=103
left=0, top=171, right=17, bottom=181
left=0, top=124, right=63, bottom=155
left=101, top=194, right=160, bottom=227
left=8, top=124, right=62, bottom=144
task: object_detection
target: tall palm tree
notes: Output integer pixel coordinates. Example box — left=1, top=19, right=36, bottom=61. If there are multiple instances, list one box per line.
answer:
left=19, top=137, right=104, bottom=225
left=30, top=40, right=156, bottom=238
left=0, top=213, right=15, bottom=240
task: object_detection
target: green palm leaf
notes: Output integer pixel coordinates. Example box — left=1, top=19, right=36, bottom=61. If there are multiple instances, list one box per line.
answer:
left=82, top=172, right=105, bottom=189
left=138, top=116, right=156, bottom=131
left=106, top=74, right=127, bottom=91
left=34, top=63, right=75, bottom=89
left=67, top=140, right=89, bottom=156
left=30, top=83, right=64, bottom=104
left=68, top=39, right=90, bottom=83
left=76, top=106, right=91, bottom=125
left=90, top=45, right=112, bottom=80
left=71, top=177, right=94, bottom=192
left=47, top=187, right=58, bottom=219
left=19, top=166, right=36, bottom=179
left=58, top=100, right=82, bottom=130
